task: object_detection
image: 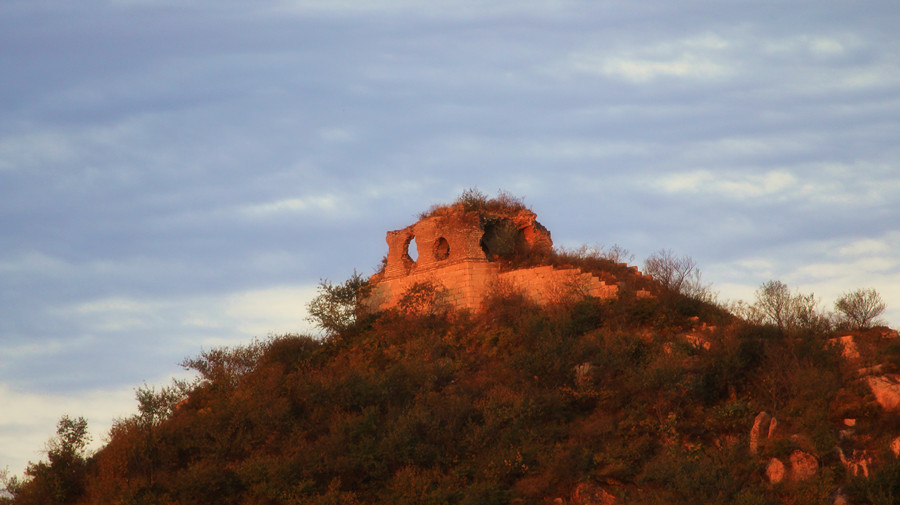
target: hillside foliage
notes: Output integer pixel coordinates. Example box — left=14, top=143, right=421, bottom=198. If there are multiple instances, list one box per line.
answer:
left=3, top=191, right=898, bottom=504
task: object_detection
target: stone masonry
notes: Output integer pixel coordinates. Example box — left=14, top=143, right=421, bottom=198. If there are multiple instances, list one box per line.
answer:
left=364, top=205, right=618, bottom=312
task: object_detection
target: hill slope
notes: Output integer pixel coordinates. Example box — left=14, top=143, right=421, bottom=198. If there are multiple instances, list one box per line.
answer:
left=5, top=192, right=900, bottom=505
left=8, top=274, right=900, bottom=504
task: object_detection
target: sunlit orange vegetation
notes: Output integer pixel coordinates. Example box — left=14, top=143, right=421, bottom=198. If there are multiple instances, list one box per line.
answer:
left=5, top=221, right=900, bottom=505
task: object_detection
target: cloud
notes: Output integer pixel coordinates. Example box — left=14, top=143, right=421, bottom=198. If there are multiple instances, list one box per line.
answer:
left=268, top=0, right=570, bottom=18
left=706, top=230, right=900, bottom=325
left=318, top=127, right=357, bottom=143
left=0, top=283, right=318, bottom=476
left=762, top=34, right=856, bottom=58
left=0, top=252, right=70, bottom=275
left=2, top=0, right=900, bottom=485
left=559, top=33, right=734, bottom=83
left=223, top=285, right=319, bottom=338
left=58, top=286, right=319, bottom=343
left=0, top=384, right=135, bottom=476
left=649, top=163, right=900, bottom=218
left=237, top=195, right=343, bottom=218
left=655, top=170, right=797, bottom=199
left=599, top=55, right=728, bottom=82
left=838, top=238, right=891, bottom=257
left=0, top=132, right=79, bottom=173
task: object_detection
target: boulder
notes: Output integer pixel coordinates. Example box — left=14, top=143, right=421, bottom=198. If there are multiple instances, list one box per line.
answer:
left=574, top=362, right=593, bottom=388
left=864, top=374, right=900, bottom=411
left=766, top=458, right=785, bottom=484
left=891, top=436, right=900, bottom=457
left=750, top=411, right=773, bottom=454
left=764, top=450, right=816, bottom=483
left=767, top=417, right=778, bottom=439
left=789, top=450, right=818, bottom=481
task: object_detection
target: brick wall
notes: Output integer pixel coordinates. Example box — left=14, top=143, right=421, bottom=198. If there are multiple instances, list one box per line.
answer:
left=366, top=260, right=618, bottom=312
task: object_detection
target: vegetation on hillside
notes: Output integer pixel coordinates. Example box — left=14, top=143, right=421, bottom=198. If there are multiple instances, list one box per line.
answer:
left=6, top=274, right=898, bottom=504
left=3, top=192, right=898, bottom=505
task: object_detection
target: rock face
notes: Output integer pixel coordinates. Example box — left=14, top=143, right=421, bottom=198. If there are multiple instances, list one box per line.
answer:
left=831, top=335, right=861, bottom=361
left=365, top=205, right=619, bottom=312
left=864, top=374, right=900, bottom=411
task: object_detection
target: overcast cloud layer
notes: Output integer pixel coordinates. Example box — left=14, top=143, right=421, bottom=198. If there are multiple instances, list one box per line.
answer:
left=2, top=0, right=900, bottom=476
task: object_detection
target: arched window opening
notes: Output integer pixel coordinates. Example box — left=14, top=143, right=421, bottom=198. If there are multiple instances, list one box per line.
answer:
left=434, top=237, right=450, bottom=260
left=405, top=236, right=418, bottom=262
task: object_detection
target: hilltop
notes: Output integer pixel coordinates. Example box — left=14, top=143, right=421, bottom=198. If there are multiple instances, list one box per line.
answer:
left=5, top=192, right=900, bottom=505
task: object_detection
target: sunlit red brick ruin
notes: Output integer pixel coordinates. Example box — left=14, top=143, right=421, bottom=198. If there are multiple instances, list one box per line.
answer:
left=364, top=201, right=626, bottom=312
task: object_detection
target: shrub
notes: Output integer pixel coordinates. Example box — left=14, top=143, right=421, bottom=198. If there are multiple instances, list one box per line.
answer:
left=306, top=271, right=372, bottom=335
left=8, top=416, right=91, bottom=505
left=643, top=249, right=712, bottom=301
left=420, top=188, right=529, bottom=219
left=747, top=280, right=831, bottom=334
left=398, top=281, right=450, bottom=316
left=835, top=288, right=886, bottom=330
left=846, top=454, right=900, bottom=505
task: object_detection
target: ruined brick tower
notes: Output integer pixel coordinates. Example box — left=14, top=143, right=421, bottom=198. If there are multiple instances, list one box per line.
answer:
left=365, top=202, right=618, bottom=312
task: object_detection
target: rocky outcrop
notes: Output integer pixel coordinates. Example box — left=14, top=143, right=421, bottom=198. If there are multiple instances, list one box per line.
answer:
left=765, top=451, right=818, bottom=484
left=837, top=447, right=873, bottom=478
left=574, top=362, right=593, bottom=388
left=864, top=374, right=900, bottom=411
left=750, top=411, right=775, bottom=454
left=830, top=335, right=861, bottom=361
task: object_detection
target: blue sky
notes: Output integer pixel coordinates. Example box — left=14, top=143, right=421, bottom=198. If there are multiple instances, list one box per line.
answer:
left=2, top=0, right=900, bottom=476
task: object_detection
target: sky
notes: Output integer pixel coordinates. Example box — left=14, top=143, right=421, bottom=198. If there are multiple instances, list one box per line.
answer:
left=2, top=0, right=900, bottom=477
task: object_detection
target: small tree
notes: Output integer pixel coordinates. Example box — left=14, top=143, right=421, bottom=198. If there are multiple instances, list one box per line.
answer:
left=601, top=244, right=635, bottom=264
left=10, top=416, right=91, bottom=505
left=835, top=288, right=886, bottom=330
left=306, top=271, right=372, bottom=335
left=134, top=383, right=189, bottom=486
left=643, top=249, right=710, bottom=300
left=562, top=244, right=634, bottom=264
left=753, top=280, right=793, bottom=329
left=1, top=467, right=19, bottom=504
left=750, top=280, right=829, bottom=333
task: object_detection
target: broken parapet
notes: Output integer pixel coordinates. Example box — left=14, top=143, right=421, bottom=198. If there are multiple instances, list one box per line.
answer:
left=364, top=204, right=618, bottom=312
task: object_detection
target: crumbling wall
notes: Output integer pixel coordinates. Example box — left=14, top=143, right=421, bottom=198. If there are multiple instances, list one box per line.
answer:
left=367, top=262, right=617, bottom=312
left=366, top=205, right=617, bottom=312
